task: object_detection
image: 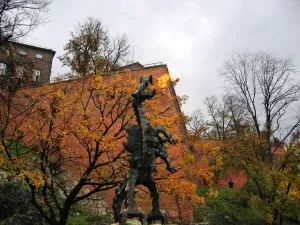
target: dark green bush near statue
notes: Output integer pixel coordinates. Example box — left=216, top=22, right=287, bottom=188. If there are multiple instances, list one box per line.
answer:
left=0, top=180, right=45, bottom=225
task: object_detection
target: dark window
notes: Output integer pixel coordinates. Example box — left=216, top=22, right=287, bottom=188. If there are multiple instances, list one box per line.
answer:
left=18, top=49, right=27, bottom=55
left=33, top=69, right=41, bottom=82
left=35, top=53, right=43, bottom=59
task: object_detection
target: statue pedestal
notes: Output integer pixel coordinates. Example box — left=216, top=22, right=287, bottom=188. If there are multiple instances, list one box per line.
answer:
left=110, top=218, right=143, bottom=225
left=124, top=218, right=142, bottom=225
left=112, top=209, right=168, bottom=225
left=149, top=221, right=164, bottom=225
left=111, top=219, right=172, bottom=225
left=120, top=209, right=147, bottom=225
left=147, top=210, right=168, bottom=225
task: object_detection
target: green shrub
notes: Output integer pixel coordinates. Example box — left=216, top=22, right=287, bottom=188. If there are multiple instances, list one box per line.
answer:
left=194, top=187, right=265, bottom=225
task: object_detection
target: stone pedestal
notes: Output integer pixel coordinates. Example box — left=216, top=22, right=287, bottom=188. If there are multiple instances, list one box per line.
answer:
left=147, top=210, right=168, bottom=225
left=111, top=219, right=175, bottom=225
left=124, top=218, right=143, bottom=225
left=112, top=209, right=170, bottom=225
left=119, top=209, right=147, bottom=225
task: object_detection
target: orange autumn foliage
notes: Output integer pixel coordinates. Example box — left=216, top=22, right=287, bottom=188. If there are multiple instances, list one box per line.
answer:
left=1, top=66, right=216, bottom=223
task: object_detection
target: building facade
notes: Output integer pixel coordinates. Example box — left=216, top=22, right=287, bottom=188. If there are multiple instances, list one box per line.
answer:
left=0, top=41, right=55, bottom=85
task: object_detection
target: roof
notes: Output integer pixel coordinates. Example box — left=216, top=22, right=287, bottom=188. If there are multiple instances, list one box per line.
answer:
left=114, top=62, right=144, bottom=71
left=7, top=41, right=56, bottom=55
left=113, top=62, right=164, bottom=72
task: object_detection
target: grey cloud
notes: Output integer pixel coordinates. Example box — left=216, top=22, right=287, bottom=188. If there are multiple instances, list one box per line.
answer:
left=24, top=0, right=300, bottom=114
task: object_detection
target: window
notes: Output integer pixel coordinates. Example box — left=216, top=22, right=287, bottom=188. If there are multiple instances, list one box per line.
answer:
left=35, top=53, right=43, bottom=59
left=33, top=69, right=41, bottom=82
left=18, top=49, right=27, bottom=55
left=0, top=62, right=7, bottom=76
left=16, top=66, right=24, bottom=78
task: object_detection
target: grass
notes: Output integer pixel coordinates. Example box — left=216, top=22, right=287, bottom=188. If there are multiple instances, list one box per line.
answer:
left=67, top=215, right=89, bottom=225
left=67, top=214, right=113, bottom=225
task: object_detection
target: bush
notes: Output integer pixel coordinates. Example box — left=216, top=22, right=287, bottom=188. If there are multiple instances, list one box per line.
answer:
left=194, top=187, right=265, bottom=225
left=0, top=180, right=45, bottom=225
left=229, top=186, right=252, bottom=207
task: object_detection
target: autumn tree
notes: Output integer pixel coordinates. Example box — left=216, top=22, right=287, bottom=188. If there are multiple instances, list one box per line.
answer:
left=0, top=0, right=51, bottom=143
left=59, top=17, right=130, bottom=77
left=0, top=44, right=37, bottom=176
left=222, top=129, right=300, bottom=224
left=0, top=73, right=137, bottom=225
left=1, top=74, right=137, bottom=224
left=219, top=51, right=300, bottom=224
left=0, top=0, right=51, bottom=43
left=0, top=72, right=212, bottom=224
left=158, top=138, right=219, bottom=223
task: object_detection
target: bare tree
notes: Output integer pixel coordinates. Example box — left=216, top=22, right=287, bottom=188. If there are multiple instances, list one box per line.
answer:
left=223, top=94, right=250, bottom=136
left=187, top=109, right=206, bottom=137
left=59, top=17, right=130, bottom=77
left=0, top=0, right=51, bottom=43
left=188, top=95, right=249, bottom=140
left=222, top=51, right=300, bottom=161
left=204, top=95, right=232, bottom=140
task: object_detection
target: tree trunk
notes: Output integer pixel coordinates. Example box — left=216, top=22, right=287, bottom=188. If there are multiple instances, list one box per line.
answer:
left=272, top=209, right=279, bottom=225
left=175, top=196, right=182, bottom=224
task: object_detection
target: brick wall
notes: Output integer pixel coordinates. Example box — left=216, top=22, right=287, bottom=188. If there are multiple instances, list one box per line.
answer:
left=13, top=65, right=193, bottom=223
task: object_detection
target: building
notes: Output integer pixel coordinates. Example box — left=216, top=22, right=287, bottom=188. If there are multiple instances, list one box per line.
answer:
left=0, top=41, right=55, bottom=85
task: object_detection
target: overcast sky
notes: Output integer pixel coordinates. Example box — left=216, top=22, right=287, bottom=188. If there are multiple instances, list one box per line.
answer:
left=24, top=0, right=300, bottom=115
